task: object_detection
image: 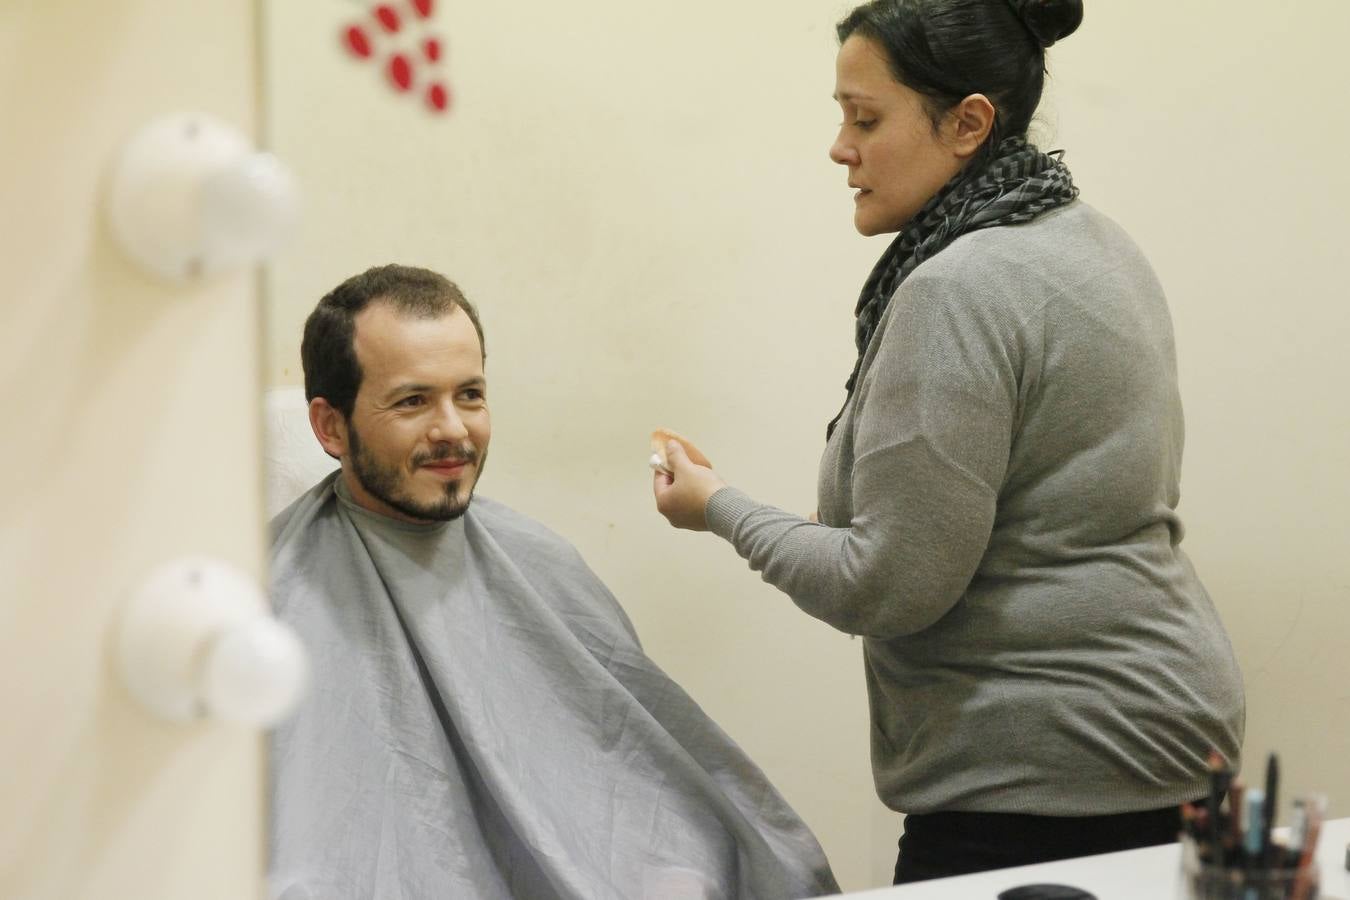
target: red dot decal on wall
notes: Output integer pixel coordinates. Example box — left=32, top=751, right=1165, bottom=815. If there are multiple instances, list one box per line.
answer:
left=388, top=53, right=413, bottom=91
left=344, top=25, right=372, bottom=58
left=339, top=0, right=453, bottom=116
left=375, top=5, right=401, bottom=33
left=427, top=82, right=450, bottom=112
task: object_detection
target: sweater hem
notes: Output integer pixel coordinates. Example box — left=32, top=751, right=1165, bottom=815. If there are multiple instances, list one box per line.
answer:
left=881, top=777, right=1212, bottom=818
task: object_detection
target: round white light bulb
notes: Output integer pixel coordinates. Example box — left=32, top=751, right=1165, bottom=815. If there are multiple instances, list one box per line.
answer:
left=200, top=151, right=299, bottom=274
left=105, top=113, right=300, bottom=282
left=202, top=617, right=309, bottom=727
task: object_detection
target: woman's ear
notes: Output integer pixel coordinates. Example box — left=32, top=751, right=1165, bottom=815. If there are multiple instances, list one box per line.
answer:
left=948, top=93, right=997, bottom=159
left=309, top=397, right=348, bottom=461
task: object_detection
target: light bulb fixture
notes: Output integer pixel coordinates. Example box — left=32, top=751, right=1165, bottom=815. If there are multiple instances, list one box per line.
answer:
left=117, top=556, right=308, bottom=727
left=105, top=113, right=299, bottom=283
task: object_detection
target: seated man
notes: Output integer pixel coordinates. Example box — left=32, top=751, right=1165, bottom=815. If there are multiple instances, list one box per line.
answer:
left=268, top=264, right=838, bottom=899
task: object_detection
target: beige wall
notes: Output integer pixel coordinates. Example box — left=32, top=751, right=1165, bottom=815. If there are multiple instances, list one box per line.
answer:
left=0, top=1, right=265, bottom=898
left=262, top=0, right=1350, bottom=891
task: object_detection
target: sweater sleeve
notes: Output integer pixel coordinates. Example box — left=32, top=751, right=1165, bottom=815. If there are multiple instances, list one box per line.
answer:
left=706, top=265, right=1024, bottom=639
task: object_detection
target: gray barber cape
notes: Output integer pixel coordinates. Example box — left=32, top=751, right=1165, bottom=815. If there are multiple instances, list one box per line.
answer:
left=268, top=473, right=838, bottom=900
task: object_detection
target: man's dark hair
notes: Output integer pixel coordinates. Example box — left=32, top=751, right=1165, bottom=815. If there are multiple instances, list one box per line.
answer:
left=837, top=0, right=1084, bottom=168
left=301, top=264, right=486, bottom=419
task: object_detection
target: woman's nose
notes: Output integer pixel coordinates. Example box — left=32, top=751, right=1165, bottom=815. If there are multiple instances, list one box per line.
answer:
left=829, top=132, right=857, bottom=166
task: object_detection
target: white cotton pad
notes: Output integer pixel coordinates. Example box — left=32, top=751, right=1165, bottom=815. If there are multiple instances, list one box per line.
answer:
left=649, top=452, right=672, bottom=475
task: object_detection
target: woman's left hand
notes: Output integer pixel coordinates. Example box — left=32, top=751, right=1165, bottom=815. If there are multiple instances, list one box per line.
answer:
left=652, top=440, right=727, bottom=532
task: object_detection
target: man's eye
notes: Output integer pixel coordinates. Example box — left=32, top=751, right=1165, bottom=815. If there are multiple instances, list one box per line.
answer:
left=460, top=389, right=485, bottom=402
left=396, top=396, right=424, bottom=408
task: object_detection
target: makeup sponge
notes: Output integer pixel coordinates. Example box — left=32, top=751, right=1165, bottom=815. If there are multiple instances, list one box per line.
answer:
left=649, top=428, right=712, bottom=474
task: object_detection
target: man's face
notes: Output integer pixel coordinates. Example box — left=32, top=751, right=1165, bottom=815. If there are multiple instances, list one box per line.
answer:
left=339, top=303, right=489, bottom=523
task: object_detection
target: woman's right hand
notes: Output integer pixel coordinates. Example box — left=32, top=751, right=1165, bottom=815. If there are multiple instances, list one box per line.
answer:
left=652, top=440, right=726, bottom=532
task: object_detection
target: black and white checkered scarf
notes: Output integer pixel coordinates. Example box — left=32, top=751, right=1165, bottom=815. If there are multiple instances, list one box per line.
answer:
left=826, top=136, right=1078, bottom=440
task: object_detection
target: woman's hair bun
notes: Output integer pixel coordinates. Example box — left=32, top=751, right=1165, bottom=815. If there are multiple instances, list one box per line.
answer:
left=1007, top=0, right=1084, bottom=49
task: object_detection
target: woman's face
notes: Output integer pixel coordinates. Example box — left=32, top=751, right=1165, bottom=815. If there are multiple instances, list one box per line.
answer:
left=830, top=35, right=967, bottom=236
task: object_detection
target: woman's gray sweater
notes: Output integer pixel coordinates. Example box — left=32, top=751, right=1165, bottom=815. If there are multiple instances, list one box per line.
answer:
left=706, top=201, right=1245, bottom=816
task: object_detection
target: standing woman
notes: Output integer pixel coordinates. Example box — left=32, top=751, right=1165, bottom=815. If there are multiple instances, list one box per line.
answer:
left=652, top=0, right=1245, bottom=885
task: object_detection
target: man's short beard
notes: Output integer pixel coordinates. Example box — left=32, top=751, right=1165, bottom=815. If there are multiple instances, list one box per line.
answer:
left=347, top=421, right=483, bottom=522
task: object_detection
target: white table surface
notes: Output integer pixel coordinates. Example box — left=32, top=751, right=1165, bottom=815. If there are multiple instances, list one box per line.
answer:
left=834, top=817, right=1350, bottom=900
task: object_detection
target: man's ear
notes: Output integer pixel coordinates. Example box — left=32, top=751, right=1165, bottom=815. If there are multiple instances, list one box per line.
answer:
left=309, top=397, right=348, bottom=462
left=948, top=93, right=997, bottom=160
